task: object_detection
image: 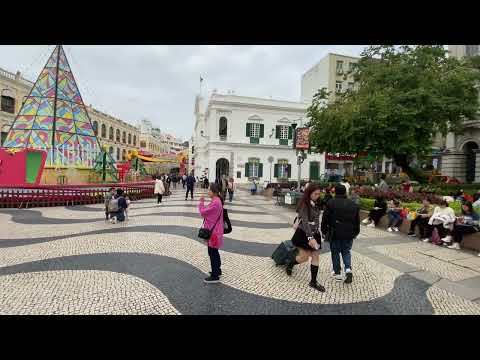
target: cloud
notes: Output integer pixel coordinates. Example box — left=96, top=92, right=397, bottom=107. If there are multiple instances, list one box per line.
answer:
left=0, top=45, right=367, bottom=139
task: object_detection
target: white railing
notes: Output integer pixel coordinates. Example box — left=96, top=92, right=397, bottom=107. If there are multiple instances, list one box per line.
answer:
left=39, top=143, right=102, bottom=168
left=0, top=67, right=35, bottom=86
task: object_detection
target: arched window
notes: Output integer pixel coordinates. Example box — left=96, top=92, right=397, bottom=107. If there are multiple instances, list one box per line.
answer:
left=109, top=126, right=114, bottom=140
left=92, top=121, right=98, bottom=135
left=116, top=129, right=121, bottom=142
left=101, top=124, right=106, bottom=138
left=219, top=116, right=227, bottom=138
left=128, top=133, right=131, bottom=144
left=116, top=148, right=120, bottom=161
left=122, top=149, right=127, bottom=161
left=122, top=131, right=126, bottom=144
left=140, top=140, right=146, bottom=148
left=109, top=146, right=113, bottom=155
left=133, top=135, right=137, bottom=146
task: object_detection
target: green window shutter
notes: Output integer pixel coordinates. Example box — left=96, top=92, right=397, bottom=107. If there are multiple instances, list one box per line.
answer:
left=250, top=137, right=259, bottom=144
left=279, top=139, right=288, bottom=146
left=258, top=163, right=263, bottom=177
left=288, top=126, right=293, bottom=139
left=274, top=164, right=279, bottom=178
left=287, top=164, right=292, bottom=178
left=260, top=124, right=264, bottom=138
left=245, top=163, right=250, bottom=177
left=275, top=125, right=280, bottom=139
left=310, top=162, right=319, bottom=180
left=246, top=123, right=251, bottom=137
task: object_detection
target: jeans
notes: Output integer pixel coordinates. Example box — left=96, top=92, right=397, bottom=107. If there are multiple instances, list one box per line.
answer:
left=208, top=246, right=221, bottom=278
left=453, top=224, right=477, bottom=243
left=387, top=210, right=401, bottom=228
left=409, top=217, right=429, bottom=238
left=426, top=224, right=450, bottom=239
left=368, top=209, right=385, bottom=225
left=330, top=238, right=353, bottom=274
left=110, top=210, right=125, bottom=222
left=105, top=206, right=109, bottom=220
left=157, top=194, right=162, bottom=204
left=228, top=190, right=234, bottom=202
left=185, top=187, right=194, bottom=199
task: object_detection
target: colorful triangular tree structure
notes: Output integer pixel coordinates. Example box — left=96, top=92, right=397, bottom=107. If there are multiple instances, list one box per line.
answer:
left=2, top=45, right=117, bottom=177
left=93, top=148, right=119, bottom=182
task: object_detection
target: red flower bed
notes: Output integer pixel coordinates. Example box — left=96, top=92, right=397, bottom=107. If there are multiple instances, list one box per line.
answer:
left=355, top=187, right=444, bottom=204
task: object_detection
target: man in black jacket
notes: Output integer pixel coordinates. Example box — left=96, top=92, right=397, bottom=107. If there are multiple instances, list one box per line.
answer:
left=321, top=184, right=360, bottom=284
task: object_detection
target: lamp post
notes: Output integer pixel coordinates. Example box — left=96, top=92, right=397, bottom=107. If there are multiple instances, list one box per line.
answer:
left=268, top=156, right=274, bottom=182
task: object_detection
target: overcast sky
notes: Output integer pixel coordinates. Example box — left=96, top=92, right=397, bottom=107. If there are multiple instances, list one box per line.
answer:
left=0, top=45, right=366, bottom=140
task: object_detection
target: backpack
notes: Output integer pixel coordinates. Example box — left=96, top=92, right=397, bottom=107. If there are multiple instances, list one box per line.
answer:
left=109, top=198, right=119, bottom=212
left=223, top=208, right=232, bottom=234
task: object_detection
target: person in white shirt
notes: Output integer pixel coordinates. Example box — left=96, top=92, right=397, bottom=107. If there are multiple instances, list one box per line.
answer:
left=340, top=178, right=351, bottom=196
left=426, top=199, right=456, bottom=243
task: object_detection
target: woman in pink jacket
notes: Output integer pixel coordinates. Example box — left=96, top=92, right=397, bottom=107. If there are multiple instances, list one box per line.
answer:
left=199, top=183, right=224, bottom=283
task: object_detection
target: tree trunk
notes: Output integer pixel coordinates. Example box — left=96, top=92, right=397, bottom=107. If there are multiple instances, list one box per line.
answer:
left=393, top=154, right=427, bottom=183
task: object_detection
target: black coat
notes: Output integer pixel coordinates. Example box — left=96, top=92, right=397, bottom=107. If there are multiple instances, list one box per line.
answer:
left=321, top=195, right=360, bottom=241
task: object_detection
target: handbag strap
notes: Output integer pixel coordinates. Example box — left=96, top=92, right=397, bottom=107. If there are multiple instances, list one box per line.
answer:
left=209, top=208, right=223, bottom=232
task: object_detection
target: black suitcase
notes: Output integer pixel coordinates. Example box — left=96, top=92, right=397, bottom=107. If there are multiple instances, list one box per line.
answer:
left=271, top=240, right=298, bottom=266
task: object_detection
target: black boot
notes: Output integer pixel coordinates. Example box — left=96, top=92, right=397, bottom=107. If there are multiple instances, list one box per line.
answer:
left=286, top=260, right=298, bottom=276
left=309, top=265, right=326, bottom=292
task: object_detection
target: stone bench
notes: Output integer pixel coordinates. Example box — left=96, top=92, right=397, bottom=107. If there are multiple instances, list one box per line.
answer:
left=360, top=210, right=480, bottom=252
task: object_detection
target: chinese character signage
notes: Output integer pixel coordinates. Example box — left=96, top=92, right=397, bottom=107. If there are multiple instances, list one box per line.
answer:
left=295, top=127, right=310, bottom=150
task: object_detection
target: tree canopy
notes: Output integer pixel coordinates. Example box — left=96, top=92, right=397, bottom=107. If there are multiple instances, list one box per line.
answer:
left=307, top=45, right=480, bottom=180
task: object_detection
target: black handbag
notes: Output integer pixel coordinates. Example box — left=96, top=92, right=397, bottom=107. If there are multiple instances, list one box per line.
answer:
left=223, top=208, right=232, bottom=234
left=198, top=210, right=223, bottom=240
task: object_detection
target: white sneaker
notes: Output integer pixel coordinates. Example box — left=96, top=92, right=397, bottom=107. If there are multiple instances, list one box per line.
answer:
left=393, top=227, right=400, bottom=232
left=387, top=227, right=393, bottom=232
left=421, top=238, right=430, bottom=242
left=362, top=219, right=370, bottom=225
left=110, top=217, right=117, bottom=224
left=448, top=243, right=461, bottom=250
left=441, top=235, right=452, bottom=244
left=331, top=271, right=343, bottom=281
left=367, top=223, right=375, bottom=228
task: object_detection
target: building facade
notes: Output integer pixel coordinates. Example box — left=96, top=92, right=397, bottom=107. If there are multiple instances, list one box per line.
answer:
left=301, top=53, right=360, bottom=176
left=191, top=92, right=325, bottom=184
left=0, top=66, right=141, bottom=164
left=436, top=45, right=480, bottom=183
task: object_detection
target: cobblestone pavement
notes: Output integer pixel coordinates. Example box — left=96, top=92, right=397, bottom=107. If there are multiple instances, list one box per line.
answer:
left=1, top=188, right=480, bottom=315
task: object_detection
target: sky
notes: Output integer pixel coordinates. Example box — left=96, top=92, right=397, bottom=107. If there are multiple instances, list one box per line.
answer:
left=0, top=45, right=366, bottom=140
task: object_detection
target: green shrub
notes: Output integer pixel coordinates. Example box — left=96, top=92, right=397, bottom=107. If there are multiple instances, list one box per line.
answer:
left=358, top=197, right=462, bottom=216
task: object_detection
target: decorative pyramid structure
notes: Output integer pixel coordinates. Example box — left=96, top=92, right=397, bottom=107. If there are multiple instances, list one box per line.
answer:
left=2, top=45, right=115, bottom=171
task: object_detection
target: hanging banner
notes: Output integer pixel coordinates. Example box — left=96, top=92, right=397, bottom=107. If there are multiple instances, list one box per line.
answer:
left=295, top=127, right=310, bottom=150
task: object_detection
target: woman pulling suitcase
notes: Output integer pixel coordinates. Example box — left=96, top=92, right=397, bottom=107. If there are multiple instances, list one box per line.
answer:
left=286, top=184, right=325, bottom=292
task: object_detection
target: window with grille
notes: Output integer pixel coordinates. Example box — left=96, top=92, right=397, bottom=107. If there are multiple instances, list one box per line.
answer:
left=249, top=158, right=260, bottom=178
left=278, top=160, right=289, bottom=179
left=116, top=129, right=121, bottom=142
left=101, top=124, right=107, bottom=138
left=466, top=45, right=479, bottom=57
left=279, top=126, right=289, bottom=140
left=1, top=96, right=15, bottom=113
left=122, top=131, right=126, bottom=143
left=250, top=123, right=260, bottom=138
left=128, top=134, right=131, bottom=144
left=133, top=135, right=137, bottom=146
left=109, top=127, right=114, bottom=140
left=335, top=81, right=343, bottom=93
left=116, top=148, right=120, bottom=160
left=336, top=61, right=344, bottom=74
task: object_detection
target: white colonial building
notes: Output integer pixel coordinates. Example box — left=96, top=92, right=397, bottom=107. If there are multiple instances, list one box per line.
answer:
left=190, top=92, right=325, bottom=184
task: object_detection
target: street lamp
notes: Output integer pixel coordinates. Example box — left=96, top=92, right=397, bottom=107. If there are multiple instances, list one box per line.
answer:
left=268, top=156, right=274, bottom=182
left=290, top=122, right=305, bottom=192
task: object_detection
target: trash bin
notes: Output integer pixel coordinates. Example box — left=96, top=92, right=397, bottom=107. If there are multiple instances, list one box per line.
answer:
left=285, top=192, right=302, bottom=205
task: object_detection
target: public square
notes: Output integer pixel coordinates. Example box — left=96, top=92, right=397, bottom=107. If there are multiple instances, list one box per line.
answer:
left=1, top=187, right=480, bottom=315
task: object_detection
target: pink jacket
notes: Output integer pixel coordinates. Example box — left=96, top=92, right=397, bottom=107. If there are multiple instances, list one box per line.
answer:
left=199, top=196, right=224, bottom=249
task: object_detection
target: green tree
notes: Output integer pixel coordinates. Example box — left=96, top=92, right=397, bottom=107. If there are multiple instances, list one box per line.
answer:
left=307, top=45, right=480, bottom=182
